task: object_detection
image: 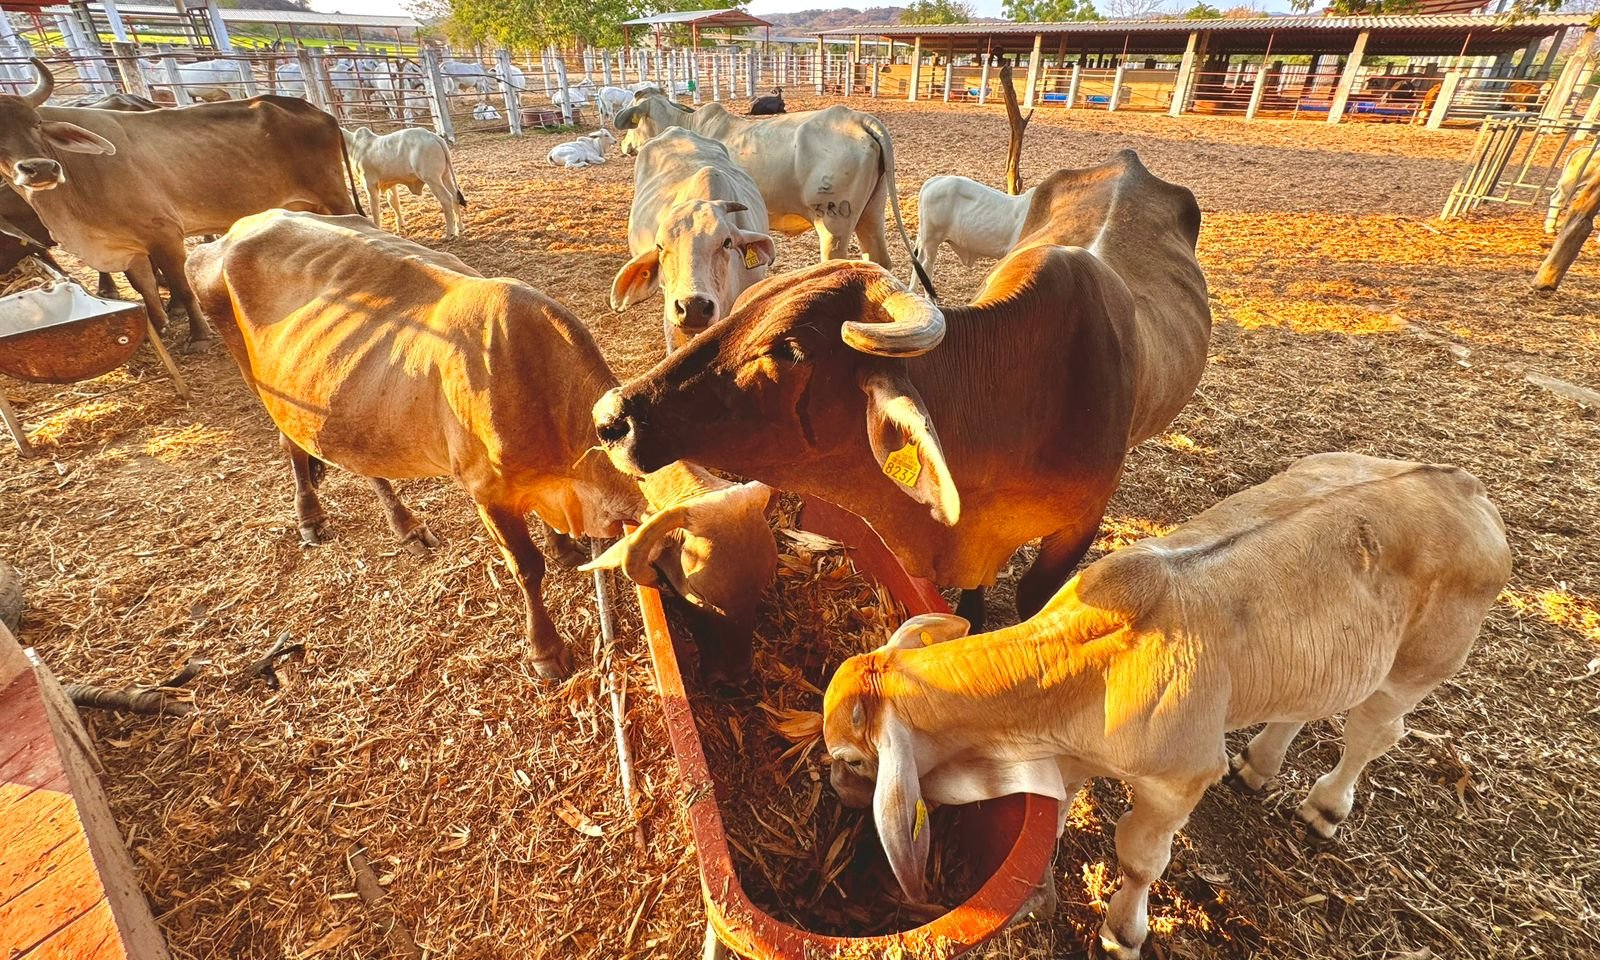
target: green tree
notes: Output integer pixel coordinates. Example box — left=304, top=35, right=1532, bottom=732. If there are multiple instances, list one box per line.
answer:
left=438, top=0, right=734, bottom=52
left=1004, top=0, right=1102, bottom=21
left=900, top=0, right=977, bottom=24
left=1183, top=1, right=1221, bottom=16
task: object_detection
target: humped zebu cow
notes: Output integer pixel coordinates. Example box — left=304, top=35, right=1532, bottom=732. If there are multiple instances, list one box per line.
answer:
left=749, top=87, right=786, bottom=115
left=342, top=126, right=467, bottom=239
left=188, top=209, right=777, bottom=682
left=594, top=151, right=1211, bottom=627
left=140, top=57, right=250, bottom=102
left=0, top=60, right=359, bottom=347
left=613, top=91, right=932, bottom=295
left=913, top=175, right=1033, bottom=277
left=822, top=453, right=1510, bottom=958
left=611, top=128, right=775, bottom=352
left=547, top=129, right=614, bottom=169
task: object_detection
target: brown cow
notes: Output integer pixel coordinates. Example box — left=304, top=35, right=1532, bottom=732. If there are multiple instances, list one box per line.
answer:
left=0, top=60, right=356, bottom=347
left=594, top=150, right=1211, bottom=625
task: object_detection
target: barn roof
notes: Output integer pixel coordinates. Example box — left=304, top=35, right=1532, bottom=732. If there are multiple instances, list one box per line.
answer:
left=35, top=3, right=421, bottom=29
left=818, top=13, right=1591, bottom=57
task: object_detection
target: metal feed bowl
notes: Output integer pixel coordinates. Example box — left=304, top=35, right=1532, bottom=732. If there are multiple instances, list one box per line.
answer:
left=0, top=282, right=147, bottom=384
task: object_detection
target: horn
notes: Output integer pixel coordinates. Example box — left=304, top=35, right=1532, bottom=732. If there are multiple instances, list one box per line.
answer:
left=22, top=58, right=54, bottom=108
left=614, top=103, right=640, bottom=130
left=841, top=279, right=946, bottom=358
left=719, top=201, right=748, bottom=214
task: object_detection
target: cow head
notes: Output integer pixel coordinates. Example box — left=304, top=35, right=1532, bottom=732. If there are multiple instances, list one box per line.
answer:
left=593, top=259, right=960, bottom=527
left=0, top=61, right=116, bottom=192
left=613, top=92, right=694, bottom=156
left=610, top=199, right=774, bottom=350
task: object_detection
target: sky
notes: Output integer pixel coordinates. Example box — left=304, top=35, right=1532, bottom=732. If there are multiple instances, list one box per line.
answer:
left=304, top=0, right=1298, bottom=23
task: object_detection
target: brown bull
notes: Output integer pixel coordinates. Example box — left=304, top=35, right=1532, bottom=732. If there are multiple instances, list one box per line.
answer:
left=594, top=150, right=1211, bottom=624
left=0, top=60, right=356, bottom=347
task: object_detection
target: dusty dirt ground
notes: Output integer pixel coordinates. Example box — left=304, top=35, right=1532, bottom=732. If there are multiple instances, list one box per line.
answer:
left=2, top=96, right=1598, bottom=959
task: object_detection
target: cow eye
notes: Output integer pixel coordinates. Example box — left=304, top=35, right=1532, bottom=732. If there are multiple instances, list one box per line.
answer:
left=771, top=337, right=807, bottom=364
left=722, top=238, right=733, bottom=249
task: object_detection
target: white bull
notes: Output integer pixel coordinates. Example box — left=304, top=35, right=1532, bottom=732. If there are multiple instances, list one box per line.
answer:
left=343, top=126, right=467, bottom=240
left=914, top=175, right=1033, bottom=277
left=547, top=129, right=614, bottom=169
left=614, top=93, right=928, bottom=293
left=611, top=128, right=774, bottom=353
left=595, top=85, right=634, bottom=125
left=141, top=58, right=248, bottom=102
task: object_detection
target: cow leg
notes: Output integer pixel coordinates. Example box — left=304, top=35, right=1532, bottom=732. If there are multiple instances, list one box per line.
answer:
left=475, top=502, right=573, bottom=679
left=426, top=177, right=459, bottom=239
left=955, top=588, right=986, bottom=631
left=389, top=187, right=407, bottom=236
left=365, top=179, right=383, bottom=230
left=148, top=240, right=215, bottom=350
left=535, top=518, right=588, bottom=569
left=368, top=478, right=439, bottom=556
left=1100, top=775, right=1215, bottom=960
left=281, top=432, right=328, bottom=545
left=1016, top=520, right=1103, bottom=620
left=123, top=257, right=171, bottom=337
left=814, top=219, right=851, bottom=261
left=95, top=272, right=119, bottom=299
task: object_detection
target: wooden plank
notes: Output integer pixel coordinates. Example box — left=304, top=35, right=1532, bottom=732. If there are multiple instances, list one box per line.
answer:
left=0, top=791, right=82, bottom=904
left=0, top=844, right=99, bottom=957
left=22, top=900, right=123, bottom=960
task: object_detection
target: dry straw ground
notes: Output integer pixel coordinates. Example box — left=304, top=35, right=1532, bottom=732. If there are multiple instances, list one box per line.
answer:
left=1, top=96, right=1597, bottom=959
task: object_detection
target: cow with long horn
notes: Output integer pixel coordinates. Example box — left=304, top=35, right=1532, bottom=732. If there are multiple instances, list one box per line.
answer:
left=0, top=59, right=359, bottom=348
left=594, top=151, right=1211, bottom=625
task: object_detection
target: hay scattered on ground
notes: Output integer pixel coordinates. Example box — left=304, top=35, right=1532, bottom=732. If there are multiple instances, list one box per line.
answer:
left=1, top=96, right=1597, bottom=959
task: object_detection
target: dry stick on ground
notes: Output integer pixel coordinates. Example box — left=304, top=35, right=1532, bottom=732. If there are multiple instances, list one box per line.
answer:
left=999, top=62, right=1033, bottom=196
left=64, top=682, right=196, bottom=717
left=348, top=846, right=424, bottom=960
left=238, top=632, right=303, bottom=690
left=1535, top=173, right=1600, bottom=291
left=592, top=543, right=647, bottom=852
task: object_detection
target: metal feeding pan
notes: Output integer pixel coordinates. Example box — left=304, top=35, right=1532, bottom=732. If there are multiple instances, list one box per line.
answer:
left=637, top=496, right=1059, bottom=960
left=0, top=260, right=190, bottom=457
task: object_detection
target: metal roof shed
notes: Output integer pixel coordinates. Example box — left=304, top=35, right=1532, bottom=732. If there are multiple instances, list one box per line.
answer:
left=621, top=7, right=773, bottom=50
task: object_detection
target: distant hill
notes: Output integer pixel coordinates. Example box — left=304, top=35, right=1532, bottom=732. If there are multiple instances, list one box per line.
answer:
left=760, top=7, right=912, bottom=30
left=216, top=0, right=313, bottom=10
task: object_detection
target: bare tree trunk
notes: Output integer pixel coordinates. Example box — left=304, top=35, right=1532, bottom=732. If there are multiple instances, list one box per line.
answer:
left=1000, top=61, right=1033, bottom=196
left=1535, top=175, right=1600, bottom=292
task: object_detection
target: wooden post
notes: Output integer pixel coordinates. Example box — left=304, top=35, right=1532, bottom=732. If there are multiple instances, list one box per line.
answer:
left=1534, top=27, right=1568, bottom=81
left=1534, top=172, right=1600, bottom=291
left=1023, top=33, right=1042, bottom=110
left=749, top=50, right=758, bottom=97
left=871, top=51, right=880, bottom=97
left=1000, top=61, right=1031, bottom=195
left=1066, top=62, right=1081, bottom=109
left=552, top=46, right=573, bottom=123
left=816, top=37, right=825, bottom=95
left=1108, top=63, right=1125, bottom=111
left=942, top=43, right=954, bottom=102
left=908, top=36, right=921, bottom=101
left=112, top=40, right=150, bottom=97
left=710, top=52, right=720, bottom=101
left=1426, top=70, right=1462, bottom=129
left=1543, top=28, right=1595, bottom=120
left=978, top=48, right=990, bottom=105
left=1169, top=30, right=1200, bottom=117
left=162, top=54, right=191, bottom=105
left=296, top=47, right=323, bottom=108
left=603, top=49, right=613, bottom=86
left=497, top=49, right=522, bottom=134
left=238, top=60, right=258, bottom=97
left=202, top=0, right=232, bottom=51
left=1326, top=29, right=1369, bottom=124
left=421, top=47, right=454, bottom=141
left=1245, top=62, right=1268, bottom=120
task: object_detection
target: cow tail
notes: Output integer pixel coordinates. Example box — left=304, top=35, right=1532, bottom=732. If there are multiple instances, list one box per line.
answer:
left=337, top=125, right=367, bottom=219
left=862, top=114, right=936, bottom=301
left=445, top=146, right=468, bottom=209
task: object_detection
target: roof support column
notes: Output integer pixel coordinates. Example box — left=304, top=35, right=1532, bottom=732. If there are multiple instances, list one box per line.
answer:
left=978, top=41, right=990, bottom=105
left=942, top=40, right=954, bottom=102
left=1168, top=31, right=1200, bottom=117
left=1245, top=62, right=1267, bottom=121
left=100, top=0, right=129, bottom=43
left=907, top=35, right=921, bottom=101
left=203, top=0, right=232, bottom=51
left=1109, top=64, right=1125, bottom=111
left=1542, top=27, right=1595, bottom=120
left=816, top=36, right=825, bottom=95
left=1326, top=29, right=1369, bottom=125
left=1023, top=32, right=1042, bottom=110
left=1514, top=36, right=1541, bottom=78
left=1066, top=62, right=1081, bottom=108
left=1534, top=27, right=1568, bottom=81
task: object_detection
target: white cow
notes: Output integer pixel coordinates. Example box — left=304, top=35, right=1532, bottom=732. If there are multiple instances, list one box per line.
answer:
left=612, top=128, right=775, bottom=353
left=141, top=58, right=248, bottom=102
left=273, top=61, right=305, bottom=97
left=371, top=60, right=425, bottom=121
left=343, top=127, right=468, bottom=240
left=551, top=78, right=598, bottom=107
left=614, top=93, right=927, bottom=292
left=594, top=85, right=636, bottom=126
left=472, top=102, right=501, bottom=121
left=914, top=176, right=1034, bottom=276
left=547, top=129, right=615, bottom=169
left=1546, top=133, right=1600, bottom=234
left=327, top=57, right=382, bottom=107
left=439, top=58, right=492, bottom=97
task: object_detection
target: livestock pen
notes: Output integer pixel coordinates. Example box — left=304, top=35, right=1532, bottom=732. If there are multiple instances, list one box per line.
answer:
left=0, top=96, right=1597, bottom=959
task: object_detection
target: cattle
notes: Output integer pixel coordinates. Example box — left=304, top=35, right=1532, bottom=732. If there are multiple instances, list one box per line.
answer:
left=69, top=92, right=161, bottom=111
left=327, top=57, right=383, bottom=108
left=749, top=87, right=786, bottom=115
left=594, top=85, right=635, bottom=126
left=439, top=58, right=492, bottom=97
left=913, top=175, right=1032, bottom=276
left=189, top=209, right=782, bottom=681
left=613, top=92, right=928, bottom=293
left=551, top=79, right=598, bottom=108
left=547, top=129, right=614, bottom=169
left=583, top=462, right=777, bottom=687
left=371, top=60, right=426, bottom=121
left=141, top=57, right=249, bottom=102
left=821, top=453, right=1510, bottom=958
left=0, top=60, right=359, bottom=346
left=274, top=60, right=306, bottom=97
left=472, top=102, right=502, bottom=122
left=343, top=126, right=467, bottom=240
left=611, top=128, right=774, bottom=352
left=593, top=151, right=1211, bottom=628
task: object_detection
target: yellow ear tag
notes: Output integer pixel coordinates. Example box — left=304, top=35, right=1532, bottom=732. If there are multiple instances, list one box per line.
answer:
left=913, top=799, right=928, bottom=842
left=919, top=630, right=934, bottom=646
left=743, top=246, right=760, bottom=269
left=882, top=440, right=921, bottom=488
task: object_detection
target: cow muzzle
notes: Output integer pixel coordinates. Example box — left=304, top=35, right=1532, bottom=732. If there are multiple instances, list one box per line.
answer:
left=673, top=295, right=717, bottom=333
left=12, top=158, right=63, bottom=190
left=593, top=388, right=650, bottom=478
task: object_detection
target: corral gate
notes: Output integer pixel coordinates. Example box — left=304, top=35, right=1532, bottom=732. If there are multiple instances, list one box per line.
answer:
left=1442, top=112, right=1600, bottom=223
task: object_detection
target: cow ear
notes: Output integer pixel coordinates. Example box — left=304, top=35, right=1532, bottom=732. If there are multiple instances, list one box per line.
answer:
left=734, top=228, right=775, bottom=270
left=41, top=122, right=115, bottom=156
left=610, top=248, right=660, bottom=312
left=873, top=712, right=930, bottom=903
left=881, top=613, right=970, bottom=652
left=860, top=370, right=960, bottom=527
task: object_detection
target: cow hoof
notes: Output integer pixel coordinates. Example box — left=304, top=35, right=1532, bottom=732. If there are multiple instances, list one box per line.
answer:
left=1224, top=753, right=1267, bottom=794
left=183, top=336, right=217, bottom=355
left=298, top=523, right=325, bottom=547
left=546, top=535, right=588, bottom=569
left=402, top=524, right=441, bottom=556
left=531, top=648, right=573, bottom=680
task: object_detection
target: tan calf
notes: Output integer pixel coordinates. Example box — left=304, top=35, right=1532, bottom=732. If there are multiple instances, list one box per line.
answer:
left=822, top=453, right=1511, bottom=958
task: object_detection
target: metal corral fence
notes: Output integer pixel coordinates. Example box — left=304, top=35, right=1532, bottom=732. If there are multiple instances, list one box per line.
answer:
left=1441, top=114, right=1600, bottom=227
